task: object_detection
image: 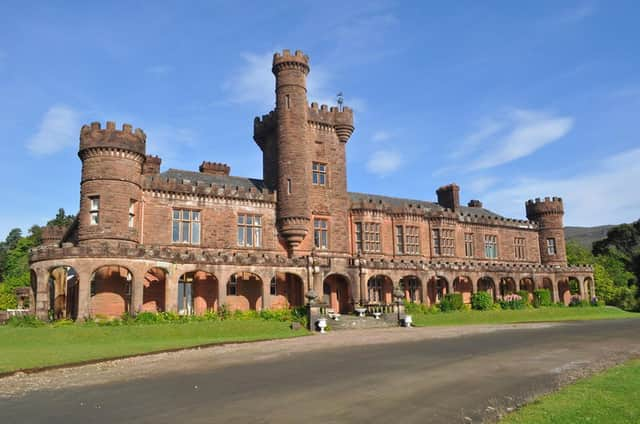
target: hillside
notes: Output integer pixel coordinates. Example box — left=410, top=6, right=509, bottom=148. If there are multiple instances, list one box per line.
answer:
left=564, top=225, right=614, bottom=249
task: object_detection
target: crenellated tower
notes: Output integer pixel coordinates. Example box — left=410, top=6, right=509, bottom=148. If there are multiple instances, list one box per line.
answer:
left=77, top=121, right=146, bottom=247
left=526, top=197, right=567, bottom=265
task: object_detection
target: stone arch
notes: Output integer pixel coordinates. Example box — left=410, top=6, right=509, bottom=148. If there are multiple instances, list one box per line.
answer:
left=428, top=275, right=449, bottom=305
left=29, top=269, right=37, bottom=315
left=271, top=272, right=305, bottom=309
left=90, top=265, right=133, bottom=318
left=520, top=277, right=535, bottom=302
left=558, top=278, right=572, bottom=305
left=453, top=276, right=473, bottom=304
left=367, top=274, right=393, bottom=304
left=499, top=277, right=517, bottom=298
left=227, top=271, right=262, bottom=312
left=400, top=275, right=422, bottom=303
left=142, top=267, right=167, bottom=313
left=177, top=270, right=218, bottom=315
left=48, top=265, right=79, bottom=320
left=541, top=277, right=554, bottom=301
left=323, top=273, right=352, bottom=314
left=477, top=276, right=496, bottom=300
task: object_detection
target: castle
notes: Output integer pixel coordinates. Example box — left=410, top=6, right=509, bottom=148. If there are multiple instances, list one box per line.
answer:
left=29, top=50, right=593, bottom=321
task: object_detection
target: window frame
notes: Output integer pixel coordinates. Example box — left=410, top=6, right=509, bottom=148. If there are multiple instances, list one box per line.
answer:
left=514, top=237, right=526, bottom=260
left=312, top=162, right=327, bottom=186
left=464, top=233, right=474, bottom=258
left=128, top=200, right=136, bottom=229
left=546, top=238, right=557, bottom=255
left=314, top=218, right=329, bottom=250
left=89, top=196, right=100, bottom=226
left=171, top=209, right=201, bottom=245
left=484, top=234, right=498, bottom=259
left=237, top=213, right=263, bottom=248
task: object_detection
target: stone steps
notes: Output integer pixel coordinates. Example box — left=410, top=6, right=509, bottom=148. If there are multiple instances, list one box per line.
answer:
left=322, top=314, right=399, bottom=331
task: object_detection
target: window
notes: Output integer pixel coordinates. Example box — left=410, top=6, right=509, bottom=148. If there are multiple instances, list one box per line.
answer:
left=270, top=278, right=277, bottom=296
left=484, top=234, right=498, bottom=259
left=355, top=223, right=363, bottom=253
left=89, top=196, right=100, bottom=225
left=401, top=277, right=421, bottom=302
left=547, top=238, right=557, bottom=255
left=237, top=214, right=262, bottom=247
left=355, top=222, right=380, bottom=253
left=285, top=94, right=290, bottom=109
left=514, top=237, right=526, bottom=259
left=396, top=225, right=420, bottom=255
left=432, top=228, right=455, bottom=256
left=172, top=209, right=201, bottom=244
left=368, top=276, right=384, bottom=302
left=128, top=200, right=136, bottom=228
left=314, top=219, right=328, bottom=249
left=396, top=226, right=404, bottom=254
left=464, top=233, right=474, bottom=257
left=312, top=162, right=327, bottom=186
left=228, top=274, right=237, bottom=295
left=287, top=179, right=292, bottom=194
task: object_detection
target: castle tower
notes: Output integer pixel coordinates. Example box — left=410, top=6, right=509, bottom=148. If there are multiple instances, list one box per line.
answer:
left=271, top=50, right=312, bottom=251
left=526, top=197, right=567, bottom=265
left=77, top=121, right=146, bottom=247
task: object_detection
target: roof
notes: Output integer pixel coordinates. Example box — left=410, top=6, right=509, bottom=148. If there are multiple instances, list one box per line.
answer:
left=156, top=169, right=506, bottom=219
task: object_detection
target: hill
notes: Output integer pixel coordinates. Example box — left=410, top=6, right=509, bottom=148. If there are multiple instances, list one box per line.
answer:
left=564, top=225, right=615, bottom=249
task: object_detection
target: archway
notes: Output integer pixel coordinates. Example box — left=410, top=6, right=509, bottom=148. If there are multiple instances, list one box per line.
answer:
left=48, top=266, right=79, bottom=320
left=428, top=276, right=449, bottom=305
left=270, top=272, right=305, bottom=309
left=400, top=276, right=422, bottom=303
left=478, top=277, right=496, bottom=300
left=323, top=274, right=352, bottom=314
left=90, top=265, right=132, bottom=318
left=584, top=277, right=595, bottom=300
left=178, top=271, right=218, bottom=315
left=520, top=277, right=535, bottom=302
left=228, top=272, right=262, bottom=311
left=499, top=277, right=516, bottom=298
left=367, top=275, right=393, bottom=304
left=143, top=267, right=167, bottom=313
left=558, top=278, right=572, bottom=305
left=453, top=276, right=473, bottom=304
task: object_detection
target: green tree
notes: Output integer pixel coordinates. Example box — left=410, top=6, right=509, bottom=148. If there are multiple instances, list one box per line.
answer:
left=47, top=208, right=75, bottom=228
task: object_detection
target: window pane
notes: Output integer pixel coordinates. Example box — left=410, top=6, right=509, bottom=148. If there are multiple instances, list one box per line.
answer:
left=246, top=227, right=253, bottom=246
left=192, top=222, right=200, bottom=244
left=183, top=210, right=190, bottom=220
left=255, top=228, right=261, bottom=247
left=182, top=222, right=190, bottom=242
left=238, top=215, right=244, bottom=224
left=319, top=174, right=325, bottom=185
left=173, top=210, right=180, bottom=220
left=246, top=215, right=253, bottom=225
left=173, top=221, right=180, bottom=242
left=237, top=227, right=244, bottom=246
left=192, top=211, right=200, bottom=221
left=255, top=216, right=261, bottom=226
left=312, top=173, right=318, bottom=184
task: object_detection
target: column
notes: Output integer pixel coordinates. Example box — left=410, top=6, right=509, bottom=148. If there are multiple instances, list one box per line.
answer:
left=515, top=278, right=521, bottom=292
left=447, top=278, right=454, bottom=295
left=552, top=279, right=560, bottom=303
left=578, top=278, right=585, bottom=300
left=165, top=273, right=179, bottom=313
left=35, top=268, right=50, bottom=321
left=420, top=275, right=428, bottom=305
left=262, top=276, right=272, bottom=310
left=130, top=273, right=144, bottom=315
left=76, top=269, right=92, bottom=321
left=359, top=271, right=367, bottom=305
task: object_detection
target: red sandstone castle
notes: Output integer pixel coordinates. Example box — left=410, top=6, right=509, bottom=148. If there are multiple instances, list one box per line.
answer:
left=30, top=50, right=593, bottom=320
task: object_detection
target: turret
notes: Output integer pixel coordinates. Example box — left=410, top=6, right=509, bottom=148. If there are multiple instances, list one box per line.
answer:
left=271, top=50, right=312, bottom=251
left=526, top=197, right=567, bottom=265
left=77, top=121, right=146, bottom=246
left=143, top=155, right=161, bottom=175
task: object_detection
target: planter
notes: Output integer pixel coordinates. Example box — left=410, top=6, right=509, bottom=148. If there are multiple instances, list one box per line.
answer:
left=317, top=317, right=328, bottom=334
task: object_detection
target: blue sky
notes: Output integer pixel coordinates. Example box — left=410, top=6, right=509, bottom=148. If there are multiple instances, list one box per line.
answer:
left=1, top=0, right=639, bottom=238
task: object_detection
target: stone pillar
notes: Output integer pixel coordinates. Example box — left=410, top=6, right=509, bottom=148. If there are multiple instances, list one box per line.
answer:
left=420, top=275, right=428, bottom=305
left=35, top=268, right=50, bottom=321
left=76, top=269, right=92, bottom=321
left=359, top=271, right=367, bottom=305
left=515, top=279, right=521, bottom=292
left=313, top=269, right=322, bottom=298
left=165, top=273, right=179, bottom=313
left=552, top=279, right=560, bottom=303
left=217, top=276, right=227, bottom=311
left=447, top=278, right=454, bottom=296
left=471, top=277, right=478, bottom=294
left=578, top=278, right=585, bottom=300
left=262, top=277, right=272, bottom=310
left=130, top=272, right=144, bottom=315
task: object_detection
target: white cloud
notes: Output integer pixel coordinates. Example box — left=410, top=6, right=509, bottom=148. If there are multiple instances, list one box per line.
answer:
left=372, top=130, right=392, bottom=142
left=366, top=150, right=403, bottom=176
left=467, top=176, right=499, bottom=194
left=145, top=65, right=173, bottom=76
left=453, top=109, right=574, bottom=171
left=480, top=148, right=640, bottom=226
left=144, top=125, right=198, bottom=162
left=27, top=105, right=79, bottom=155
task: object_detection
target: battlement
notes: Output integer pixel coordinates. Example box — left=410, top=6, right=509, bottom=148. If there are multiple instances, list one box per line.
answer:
left=272, top=49, right=310, bottom=74
left=199, top=161, right=230, bottom=176
left=79, top=121, right=146, bottom=156
left=525, top=196, right=564, bottom=219
left=143, top=155, right=162, bottom=175
left=308, top=103, right=355, bottom=142
left=143, top=176, right=277, bottom=203
left=253, top=110, right=278, bottom=148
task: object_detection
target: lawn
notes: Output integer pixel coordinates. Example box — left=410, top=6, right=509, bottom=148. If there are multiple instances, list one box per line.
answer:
left=410, top=306, right=637, bottom=327
left=0, top=320, right=307, bottom=374
left=502, top=359, right=640, bottom=423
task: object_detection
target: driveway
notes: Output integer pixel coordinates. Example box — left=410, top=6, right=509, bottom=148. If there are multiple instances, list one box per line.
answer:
left=2, top=318, right=639, bottom=423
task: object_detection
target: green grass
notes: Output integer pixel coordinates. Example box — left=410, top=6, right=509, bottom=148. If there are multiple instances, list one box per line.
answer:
left=0, top=320, right=307, bottom=373
left=502, top=359, right=640, bottom=423
left=411, top=306, right=637, bottom=327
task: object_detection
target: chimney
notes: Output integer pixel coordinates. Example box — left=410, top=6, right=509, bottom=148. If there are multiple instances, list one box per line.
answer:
left=143, top=155, right=162, bottom=175
left=468, top=199, right=483, bottom=208
left=436, top=184, right=460, bottom=211
left=199, top=161, right=230, bottom=176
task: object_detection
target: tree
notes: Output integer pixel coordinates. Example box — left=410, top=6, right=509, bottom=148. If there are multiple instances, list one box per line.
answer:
left=46, top=208, right=75, bottom=228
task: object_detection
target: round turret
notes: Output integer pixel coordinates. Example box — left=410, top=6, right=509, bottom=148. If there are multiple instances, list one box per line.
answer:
left=525, top=197, right=567, bottom=265
left=77, top=121, right=146, bottom=247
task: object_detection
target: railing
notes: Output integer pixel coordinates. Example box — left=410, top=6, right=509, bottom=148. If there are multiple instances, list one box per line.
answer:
left=364, top=303, right=396, bottom=314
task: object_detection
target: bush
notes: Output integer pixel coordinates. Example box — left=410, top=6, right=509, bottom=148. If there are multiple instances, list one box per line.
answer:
left=471, top=292, right=493, bottom=311
left=439, top=293, right=464, bottom=312
left=533, top=289, right=552, bottom=308
left=517, top=290, right=531, bottom=305
left=51, top=318, right=75, bottom=327
left=404, top=300, right=439, bottom=315
left=500, top=294, right=526, bottom=310
left=569, top=295, right=591, bottom=307
left=5, top=315, right=45, bottom=327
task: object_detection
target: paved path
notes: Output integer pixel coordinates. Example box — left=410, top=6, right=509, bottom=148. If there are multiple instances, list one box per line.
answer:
left=2, top=319, right=640, bottom=423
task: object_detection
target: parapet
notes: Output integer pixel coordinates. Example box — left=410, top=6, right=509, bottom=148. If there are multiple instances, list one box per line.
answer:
left=143, top=155, right=162, bottom=175
left=199, top=161, right=230, bottom=176
left=308, top=103, right=355, bottom=142
left=41, top=225, right=67, bottom=247
left=79, top=121, right=146, bottom=157
left=253, top=110, right=278, bottom=148
left=272, top=49, right=310, bottom=74
left=525, top=196, right=564, bottom=220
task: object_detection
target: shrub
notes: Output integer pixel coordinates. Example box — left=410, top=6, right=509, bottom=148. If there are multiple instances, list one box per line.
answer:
left=517, top=290, right=531, bottom=305
left=6, top=315, right=45, bottom=327
left=500, top=294, right=526, bottom=310
left=471, top=292, right=493, bottom=311
left=52, top=318, right=75, bottom=327
left=533, top=289, right=552, bottom=308
left=569, top=295, right=591, bottom=307
left=439, top=293, right=464, bottom=312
